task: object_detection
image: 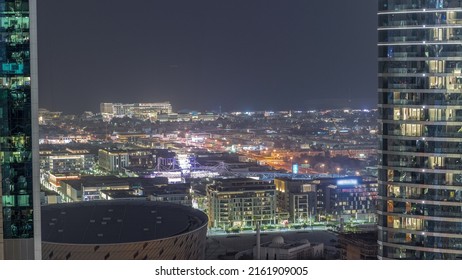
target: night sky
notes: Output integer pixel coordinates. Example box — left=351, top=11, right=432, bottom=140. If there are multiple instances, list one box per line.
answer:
left=37, top=0, right=377, bottom=114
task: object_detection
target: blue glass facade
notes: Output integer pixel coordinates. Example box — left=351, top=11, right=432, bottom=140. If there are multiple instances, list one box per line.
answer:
left=378, top=0, right=462, bottom=259
left=0, top=0, right=39, bottom=259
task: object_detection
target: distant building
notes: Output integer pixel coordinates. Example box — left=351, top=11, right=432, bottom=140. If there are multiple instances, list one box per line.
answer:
left=60, top=176, right=130, bottom=202
left=100, top=183, right=192, bottom=207
left=98, top=148, right=175, bottom=173
left=274, top=178, right=317, bottom=223
left=157, top=112, right=219, bottom=122
left=59, top=176, right=168, bottom=202
left=40, top=189, right=62, bottom=205
left=207, top=178, right=276, bottom=229
left=253, top=236, right=324, bottom=260
left=41, top=200, right=208, bottom=260
left=144, top=183, right=192, bottom=207
left=99, top=189, right=147, bottom=201
left=338, top=231, right=378, bottom=260
left=45, top=172, right=80, bottom=190
left=100, top=102, right=172, bottom=120
left=40, top=149, right=95, bottom=173
left=38, top=108, right=62, bottom=125
left=314, top=177, right=378, bottom=221
left=98, top=149, right=129, bottom=172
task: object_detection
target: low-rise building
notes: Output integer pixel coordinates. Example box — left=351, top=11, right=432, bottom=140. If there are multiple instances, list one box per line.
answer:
left=253, top=236, right=324, bottom=260
left=40, top=149, right=95, bottom=173
left=98, top=149, right=129, bottom=172
left=338, top=231, right=378, bottom=260
left=99, top=183, right=192, bottom=207
left=40, top=189, right=62, bottom=205
left=60, top=176, right=170, bottom=202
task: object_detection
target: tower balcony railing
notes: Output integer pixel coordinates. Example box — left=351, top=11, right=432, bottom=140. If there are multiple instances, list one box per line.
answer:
left=384, top=178, right=462, bottom=186
left=382, top=19, right=462, bottom=27
left=384, top=208, right=462, bottom=218
left=383, top=115, right=462, bottom=122
left=386, top=146, right=462, bottom=154
left=385, top=161, right=462, bottom=170
left=386, top=193, right=462, bottom=202
left=381, top=51, right=462, bottom=58
left=381, top=99, right=462, bottom=106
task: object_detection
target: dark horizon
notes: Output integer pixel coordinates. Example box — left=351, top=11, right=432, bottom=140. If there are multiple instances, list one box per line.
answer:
left=37, top=0, right=377, bottom=114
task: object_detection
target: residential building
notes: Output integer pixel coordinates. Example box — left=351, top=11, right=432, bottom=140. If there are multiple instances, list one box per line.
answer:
left=378, top=0, right=462, bottom=259
left=207, top=178, right=276, bottom=229
left=98, top=149, right=129, bottom=172
left=40, top=149, right=95, bottom=173
left=316, top=177, right=378, bottom=221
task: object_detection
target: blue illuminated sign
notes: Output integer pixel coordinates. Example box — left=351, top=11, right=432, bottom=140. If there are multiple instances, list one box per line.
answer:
left=337, top=179, right=358, bottom=186
left=292, top=164, right=299, bottom=174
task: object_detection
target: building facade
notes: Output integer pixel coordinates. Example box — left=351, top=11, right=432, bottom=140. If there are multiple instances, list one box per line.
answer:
left=378, top=0, right=462, bottom=259
left=324, top=177, right=378, bottom=221
left=98, top=149, right=129, bottom=172
left=207, top=179, right=276, bottom=229
left=339, top=231, right=378, bottom=260
left=40, top=152, right=95, bottom=173
left=0, top=0, right=40, bottom=259
left=100, top=102, right=172, bottom=120
left=274, top=178, right=317, bottom=223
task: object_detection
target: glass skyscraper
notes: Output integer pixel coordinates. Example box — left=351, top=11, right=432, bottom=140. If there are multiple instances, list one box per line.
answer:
left=0, top=0, right=40, bottom=259
left=378, top=0, right=462, bottom=259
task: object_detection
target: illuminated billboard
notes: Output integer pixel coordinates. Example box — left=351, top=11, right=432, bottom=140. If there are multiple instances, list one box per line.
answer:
left=292, top=164, right=299, bottom=174
left=337, top=179, right=358, bottom=186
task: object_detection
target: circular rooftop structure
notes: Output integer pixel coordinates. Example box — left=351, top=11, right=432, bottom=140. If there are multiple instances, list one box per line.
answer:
left=42, top=200, right=207, bottom=244
left=271, top=236, right=285, bottom=247
left=41, top=200, right=208, bottom=260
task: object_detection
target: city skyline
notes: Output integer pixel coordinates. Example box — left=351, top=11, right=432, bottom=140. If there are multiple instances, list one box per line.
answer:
left=37, top=0, right=377, bottom=114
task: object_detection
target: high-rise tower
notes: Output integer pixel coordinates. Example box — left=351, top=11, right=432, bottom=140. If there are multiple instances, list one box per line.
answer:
left=378, top=0, right=462, bottom=259
left=0, top=0, right=41, bottom=259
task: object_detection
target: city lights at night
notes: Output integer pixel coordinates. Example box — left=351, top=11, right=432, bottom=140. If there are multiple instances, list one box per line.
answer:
left=0, top=0, right=460, bottom=279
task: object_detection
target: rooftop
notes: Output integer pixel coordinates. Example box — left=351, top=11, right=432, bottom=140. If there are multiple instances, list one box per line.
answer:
left=42, top=200, right=207, bottom=244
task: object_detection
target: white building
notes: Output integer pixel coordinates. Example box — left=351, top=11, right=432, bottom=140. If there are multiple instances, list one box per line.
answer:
left=253, top=236, right=324, bottom=260
left=100, top=102, right=172, bottom=120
